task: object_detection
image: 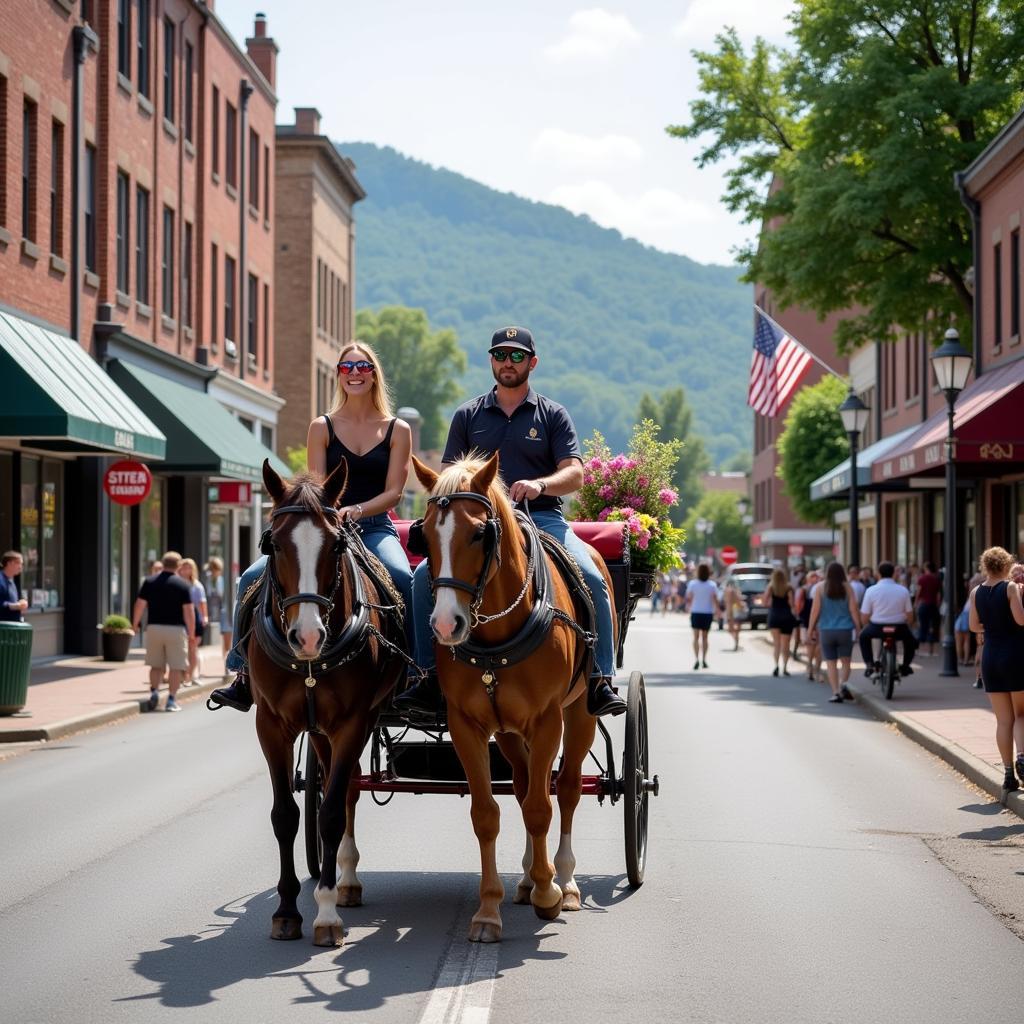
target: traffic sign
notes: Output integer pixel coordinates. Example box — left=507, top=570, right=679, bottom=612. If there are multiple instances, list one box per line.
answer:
left=720, top=545, right=738, bottom=565
left=103, top=460, right=152, bottom=506
left=787, top=544, right=805, bottom=557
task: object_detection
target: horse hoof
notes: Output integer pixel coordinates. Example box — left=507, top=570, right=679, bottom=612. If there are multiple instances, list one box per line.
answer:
left=533, top=896, right=562, bottom=921
left=560, top=887, right=582, bottom=912
left=312, top=924, right=344, bottom=948
left=513, top=882, right=532, bottom=905
left=270, top=916, right=302, bottom=941
left=337, top=885, right=363, bottom=908
left=468, top=920, right=502, bottom=943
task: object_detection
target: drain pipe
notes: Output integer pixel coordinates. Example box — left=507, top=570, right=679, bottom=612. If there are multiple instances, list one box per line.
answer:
left=238, top=77, right=253, bottom=380
left=70, top=23, right=99, bottom=345
left=955, top=170, right=982, bottom=378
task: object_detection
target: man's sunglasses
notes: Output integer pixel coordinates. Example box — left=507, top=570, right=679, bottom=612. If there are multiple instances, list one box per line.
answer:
left=490, top=349, right=527, bottom=364
left=338, top=360, right=375, bottom=375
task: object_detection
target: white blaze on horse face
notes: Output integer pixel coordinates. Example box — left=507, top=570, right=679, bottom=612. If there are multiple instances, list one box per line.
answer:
left=292, top=519, right=327, bottom=656
left=430, top=512, right=467, bottom=643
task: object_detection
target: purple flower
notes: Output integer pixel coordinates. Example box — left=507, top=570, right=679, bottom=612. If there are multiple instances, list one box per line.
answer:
left=598, top=507, right=611, bottom=521
left=659, top=488, right=678, bottom=506
left=598, top=484, right=614, bottom=499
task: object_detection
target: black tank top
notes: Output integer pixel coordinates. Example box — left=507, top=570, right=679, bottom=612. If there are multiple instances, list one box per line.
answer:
left=323, top=415, right=395, bottom=507
left=975, top=581, right=1017, bottom=641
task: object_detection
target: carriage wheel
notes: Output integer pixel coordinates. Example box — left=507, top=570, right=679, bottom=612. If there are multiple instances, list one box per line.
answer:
left=623, top=670, right=652, bottom=887
left=304, top=737, right=324, bottom=879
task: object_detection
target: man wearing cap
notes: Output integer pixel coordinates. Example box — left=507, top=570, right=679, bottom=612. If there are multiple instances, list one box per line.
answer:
left=395, top=326, right=626, bottom=718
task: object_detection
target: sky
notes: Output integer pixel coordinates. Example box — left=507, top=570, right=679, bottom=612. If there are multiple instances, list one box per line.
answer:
left=215, top=0, right=796, bottom=266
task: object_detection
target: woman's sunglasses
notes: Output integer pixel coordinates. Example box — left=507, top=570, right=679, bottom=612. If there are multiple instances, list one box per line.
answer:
left=338, top=360, right=375, bottom=375
left=490, top=349, right=527, bottom=364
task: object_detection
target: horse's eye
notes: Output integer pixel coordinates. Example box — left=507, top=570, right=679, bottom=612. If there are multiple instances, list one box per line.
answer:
left=470, top=526, right=486, bottom=545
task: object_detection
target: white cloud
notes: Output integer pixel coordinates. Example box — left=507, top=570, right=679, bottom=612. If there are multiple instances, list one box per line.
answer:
left=672, top=0, right=795, bottom=49
left=546, top=180, right=718, bottom=256
left=531, top=128, right=644, bottom=165
left=544, top=8, right=641, bottom=62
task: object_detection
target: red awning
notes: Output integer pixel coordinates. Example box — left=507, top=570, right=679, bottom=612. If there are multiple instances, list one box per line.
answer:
left=872, top=356, right=1024, bottom=483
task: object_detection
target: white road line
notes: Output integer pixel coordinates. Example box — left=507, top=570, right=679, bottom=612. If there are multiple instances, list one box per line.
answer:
left=418, top=931, right=498, bottom=1024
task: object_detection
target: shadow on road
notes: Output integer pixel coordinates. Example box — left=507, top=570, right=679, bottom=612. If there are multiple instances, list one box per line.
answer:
left=120, top=870, right=631, bottom=1009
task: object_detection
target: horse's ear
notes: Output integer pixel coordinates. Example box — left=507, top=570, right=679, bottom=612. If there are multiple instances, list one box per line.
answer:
left=322, top=457, right=348, bottom=508
left=262, top=459, right=287, bottom=504
left=470, top=451, right=500, bottom=494
left=412, top=454, right=438, bottom=491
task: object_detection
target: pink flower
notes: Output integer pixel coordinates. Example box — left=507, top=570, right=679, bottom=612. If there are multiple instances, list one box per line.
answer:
left=638, top=476, right=650, bottom=488
left=638, top=535, right=650, bottom=550
left=628, top=519, right=642, bottom=536
left=624, top=459, right=638, bottom=470
left=587, top=457, right=603, bottom=471
left=659, top=488, right=678, bottom=506
left=625, top=495, right=643, bottom=509
left=598, top=507, right=611, bottom=521
left=619, top=507, right=636, bottom=518
left=609, top=455, right=628, bottom=471
left=598, top=485, right=614, bottom=499
left=583, top=472, right=594, bottom=485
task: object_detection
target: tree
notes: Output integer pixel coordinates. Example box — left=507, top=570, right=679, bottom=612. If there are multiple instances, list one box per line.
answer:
left=682, top=491, right=751, bottom=561
left=636, top=388, right=710, bottom=522
left=667, top=3, right=1024, bottom=351
left=775, top=376, right=848, bottom=524
left=355, top=306, right=468, bottom=449
left=285, top=446, right=307, bottom=474
left=721, top=449, right=752, bottom=474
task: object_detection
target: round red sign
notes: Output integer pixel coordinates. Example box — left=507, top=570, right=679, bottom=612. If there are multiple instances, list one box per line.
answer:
left=104, top=460, right=153, bottom=506
left=720, top=545, right=739, bottom=565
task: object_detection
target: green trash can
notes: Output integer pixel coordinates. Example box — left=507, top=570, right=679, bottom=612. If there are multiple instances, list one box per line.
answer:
left=0, top=621, right=33, bottom=715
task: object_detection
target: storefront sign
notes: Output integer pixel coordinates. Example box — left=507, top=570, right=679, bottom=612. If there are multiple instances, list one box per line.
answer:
left=211, top=482, right=252, bottom=505
left=103, top=460, right=152, bottom=506
left=787, top=544, right=804, bottom=557
left=980, top=442, right=1014, bottom=460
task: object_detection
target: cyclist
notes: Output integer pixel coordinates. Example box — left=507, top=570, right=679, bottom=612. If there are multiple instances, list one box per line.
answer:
left=857, top=561, right=917, bottom=679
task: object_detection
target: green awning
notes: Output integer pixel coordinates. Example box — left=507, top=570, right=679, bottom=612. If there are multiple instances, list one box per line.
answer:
left=0, top=310, right=165, bottom=458
left=108, top=360, right=289, bottom=482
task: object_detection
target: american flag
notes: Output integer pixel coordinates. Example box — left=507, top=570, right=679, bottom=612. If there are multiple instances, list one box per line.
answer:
left=748, top=310, right=812, bottom=417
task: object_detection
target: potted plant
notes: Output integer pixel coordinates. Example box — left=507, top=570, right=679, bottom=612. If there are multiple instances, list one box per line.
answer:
left=99, top=615, right=135, bottom=661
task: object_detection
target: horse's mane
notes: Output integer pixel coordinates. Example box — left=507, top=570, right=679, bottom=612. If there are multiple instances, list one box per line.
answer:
left=434, top=457, right=520, bottom=551
left=279, top=473, right=336, bottom=531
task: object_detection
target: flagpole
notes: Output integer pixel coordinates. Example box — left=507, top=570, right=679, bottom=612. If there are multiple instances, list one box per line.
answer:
left=754, top=304, right=847, bottom=382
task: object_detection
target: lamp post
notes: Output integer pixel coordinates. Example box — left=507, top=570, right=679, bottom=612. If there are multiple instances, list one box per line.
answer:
left=931, top=328, right=973, bottom=677
left=695, top=517, right=707, bottom=558
left=838, top=388, right=870, bottom=567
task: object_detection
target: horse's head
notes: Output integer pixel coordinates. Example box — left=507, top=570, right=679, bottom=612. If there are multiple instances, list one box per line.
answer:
left=412, top=452, right=506, bottom=646
left=262, top=458, right=349, bottom=660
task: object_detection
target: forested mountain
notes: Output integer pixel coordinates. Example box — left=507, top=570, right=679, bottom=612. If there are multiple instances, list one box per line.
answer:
left=339, top=142, right=752, bottom=463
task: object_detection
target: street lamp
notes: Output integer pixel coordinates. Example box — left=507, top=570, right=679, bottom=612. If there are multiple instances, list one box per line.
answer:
left=737, top=497, right=749, bottom=518
left=838, top=388, right=870, bottom=567
left=931, top=327, right=973, bottom=677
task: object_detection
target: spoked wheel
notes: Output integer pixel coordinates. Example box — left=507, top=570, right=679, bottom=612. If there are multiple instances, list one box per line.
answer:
left=304, top=736, right=324, bottom=879
left=881, top=645, right=897, bottom=701
left=623, top=670, right=657, bottom=887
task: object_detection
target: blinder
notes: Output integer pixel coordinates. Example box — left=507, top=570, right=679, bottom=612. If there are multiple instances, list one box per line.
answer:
left=406, top=518, right=428, bottom=557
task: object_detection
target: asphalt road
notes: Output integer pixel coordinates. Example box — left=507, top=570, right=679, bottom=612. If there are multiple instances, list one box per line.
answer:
left=2, top=611, right=1023, bottom=1024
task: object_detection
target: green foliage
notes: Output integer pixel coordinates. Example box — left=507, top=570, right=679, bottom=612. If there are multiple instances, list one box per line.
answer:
left=102, top=614, right=133, bottom=633
left=682, top=491, right=751, bottom=561
left=284, top=446, right=307, bottom=475
left=636, top=388, right=710, bottom=522
left=775, top=376, right=848, bottom=524
left=721, top=449, right=752, bottom=473
left=341, top=142, right=752, bottom=464
left=355, top=306, right=468, bottom=450
left=668, top=4, right=1024, bottom=350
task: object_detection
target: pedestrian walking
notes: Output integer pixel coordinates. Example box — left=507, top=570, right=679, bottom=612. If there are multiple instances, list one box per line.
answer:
left=968, top=547, right=1024, bottom=791
left=0, top=551, right=28, bottom=622
left=205, top=556, right=232, bottom=677
left=808, top=562, right=862, bottom=703
left=915, top=561, right=942, bottom=656
left=796, top=570, right=822, bottom=680
left=723, top=578, right=746, bottom=650
left=177, top=558, right=208, bottom=685
left=955, top=570, right=984, bottom=668
left=847, top=564, right=866, bottom=604
left=763, top=568, right=797, bottom=676
left=685, top=563, right=720, bottom=669
left=132, top=551, right=195, bottom=713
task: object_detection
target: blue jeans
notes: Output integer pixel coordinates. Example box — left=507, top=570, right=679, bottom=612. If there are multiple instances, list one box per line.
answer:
left=410, top=508, right=616, bottom=678
left=225, top=514, right=414, bottom=673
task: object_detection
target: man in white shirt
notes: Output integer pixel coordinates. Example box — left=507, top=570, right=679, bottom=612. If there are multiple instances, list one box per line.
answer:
left=858, top=561, right=917, bottom=677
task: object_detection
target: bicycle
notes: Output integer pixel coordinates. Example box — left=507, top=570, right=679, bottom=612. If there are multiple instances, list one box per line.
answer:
left=873, top=627, right=900, bottom=700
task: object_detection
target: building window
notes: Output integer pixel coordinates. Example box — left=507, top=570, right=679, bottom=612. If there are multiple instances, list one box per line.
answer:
left=84, top=144, right=96, bottom=272
left=137, top=0, right=150, bottom=98
left=161, top=206, right=174, bottom=317
left=182, top=221, right=192, bottom=328
left=263, top=144, right=270, bottom=217
left=50, top=120, right=64, bottom=256
left=263, top=282, right=270, bottom=367
left=994, top=242, right=1003, bottom=347
left=0, top=75, right=7, bottom=228
left=210, top=243, right=218, bottom=346
left=211, top=86, right=220, bottom=175
left=117, top=0, right=131, bottom=78
left=225, top=103, right=237, bottom=187
left=224, top=254, right=236, bottom=344
left=316, top=258, right=323, bottom=330
left=116, top=171, right=129, bottom=293
left=18, top=457, right=64, bottom=609
left=247, top=273, right=258, bottom=359
left=136, top=186, right=150, bottom=305
left=260, top=424, right=274, bottom=450
left=1011, top=230, right=1020, bottom=339
left=163, top=18, right=175, bottom=123
left=342, top=281, right=349, bottom=343
left=22, top=99, right=37, bottom=242
left=184, top=41, right=194, bottom=142
left=249, top=129, right=259, bottom=208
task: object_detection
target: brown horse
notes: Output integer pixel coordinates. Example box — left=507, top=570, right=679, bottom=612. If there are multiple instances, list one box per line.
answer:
left=412, top=452, right=617, bottom=942
left=252, top=460, right=405, bottom=947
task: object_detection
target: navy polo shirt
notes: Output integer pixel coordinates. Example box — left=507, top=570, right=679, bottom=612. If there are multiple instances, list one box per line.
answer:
left=443, top=386, right=582, bottom=512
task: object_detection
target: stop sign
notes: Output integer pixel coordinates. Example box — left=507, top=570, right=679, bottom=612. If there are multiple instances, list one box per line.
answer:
left=104, top=460, right=153, bottom=506
left=720, top=545, right=738, bottom=565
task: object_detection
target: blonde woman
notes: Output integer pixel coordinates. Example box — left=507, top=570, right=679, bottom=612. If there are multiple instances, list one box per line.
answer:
left=968, top=547, right=1024, bottom=791
left=177, top=558, right=208, bottom=684
left=762, top=568, right=797, bottom=676
left=210, top=342, right=413, bottom=713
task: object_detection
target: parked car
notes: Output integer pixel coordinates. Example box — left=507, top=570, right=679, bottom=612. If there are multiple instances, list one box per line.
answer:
left=720, top=563, right=774, bottom=629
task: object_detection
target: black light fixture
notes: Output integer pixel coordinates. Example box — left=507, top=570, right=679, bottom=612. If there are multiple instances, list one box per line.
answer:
left=838, top=388, right=870, bottom=567
left=931, top=327, right=972, bottom=677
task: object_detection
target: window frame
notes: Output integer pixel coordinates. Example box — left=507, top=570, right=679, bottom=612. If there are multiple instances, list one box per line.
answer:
left=135, top=185, right=150, bottom=306
left=162, top=17, right=175, bottom=124
left=161, top=205, right=174, bottom=318
left=137, top=0, right=151, bottom=98
left=116, top=170, right=130, bottom=293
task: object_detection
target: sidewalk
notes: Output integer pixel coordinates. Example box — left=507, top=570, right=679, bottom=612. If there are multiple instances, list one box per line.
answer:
left=0, top=645, right=226, bottom=750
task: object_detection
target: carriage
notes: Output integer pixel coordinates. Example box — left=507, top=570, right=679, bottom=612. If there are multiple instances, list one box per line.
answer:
left=295, top=517, right=660, bottom=889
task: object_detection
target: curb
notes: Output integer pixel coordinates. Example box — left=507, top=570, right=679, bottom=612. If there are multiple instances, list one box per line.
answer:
left=0, top=678, right=222, bottom=744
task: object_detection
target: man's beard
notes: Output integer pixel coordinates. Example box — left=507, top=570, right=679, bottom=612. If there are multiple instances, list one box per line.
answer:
left=492, top=363, right=530, bottom=389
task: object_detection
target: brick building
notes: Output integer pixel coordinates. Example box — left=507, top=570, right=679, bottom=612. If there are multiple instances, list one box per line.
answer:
left=274, top=107, right=364, bottom=455
left=0, top=2, right=286, bottom=656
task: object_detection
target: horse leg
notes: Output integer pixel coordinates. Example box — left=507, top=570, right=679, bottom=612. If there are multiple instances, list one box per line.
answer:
left=521, top=713, right=564, bottom=921
left=448, top=709, right=503, bottom=943
left=554, top=695, right=597, bottom=912
left=255, top=711, right=303, bottom=941
left=336, top=761, right=363, bottom=908
left=494, top=733, right=533, bottom=905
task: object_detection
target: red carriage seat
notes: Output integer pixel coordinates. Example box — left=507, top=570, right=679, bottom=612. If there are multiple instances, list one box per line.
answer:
left=393, top=520, right=424, bottom=567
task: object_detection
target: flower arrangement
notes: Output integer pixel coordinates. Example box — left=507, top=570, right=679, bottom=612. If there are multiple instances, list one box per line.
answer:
left=571, top=420, right=686, bottom=572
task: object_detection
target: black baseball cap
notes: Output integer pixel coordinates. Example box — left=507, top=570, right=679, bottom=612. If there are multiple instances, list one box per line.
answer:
left=489, top=326, right=535, bottom=355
